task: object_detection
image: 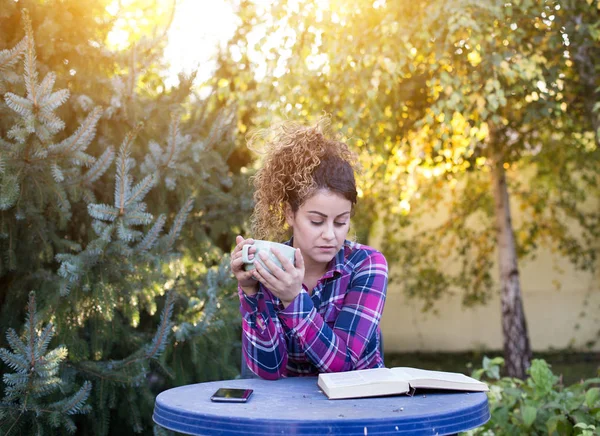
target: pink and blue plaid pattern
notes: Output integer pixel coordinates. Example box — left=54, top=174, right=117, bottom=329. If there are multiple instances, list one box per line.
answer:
left=239, top=240, right=388, bottom=379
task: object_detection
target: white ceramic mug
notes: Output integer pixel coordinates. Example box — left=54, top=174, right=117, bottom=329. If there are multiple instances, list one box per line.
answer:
left=242, top=240, right=296, bottom=274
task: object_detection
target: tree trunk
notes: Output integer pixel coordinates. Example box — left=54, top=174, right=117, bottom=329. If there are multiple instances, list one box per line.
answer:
left=569, top=13, right=600, bottom=148
left=490, top=154, right=532, bottom=379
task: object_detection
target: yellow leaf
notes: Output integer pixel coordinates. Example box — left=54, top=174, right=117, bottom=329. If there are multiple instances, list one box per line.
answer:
left=467, top=50, right=482, bottom=67
left=476, top=123, right=489, bottom=141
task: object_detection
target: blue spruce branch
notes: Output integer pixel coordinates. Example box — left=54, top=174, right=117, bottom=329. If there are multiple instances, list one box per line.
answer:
left=175, top=258, right=233, bottom=341
left=49, top=106, right=103, bottom=163
left=141, top=113, right=193, bottom=190
left=36, top=323, right=54, bottom=357
left=81, top=146, right=115, bottom=185
left=0, top=174, right=19, bottom=210
left=117, top=220, right=143, bottom=242
left=136, top=214, right=166, bottom=252
left=37, top=70, right=56, bottom=97
left=165, top=114, right=184, bottom=168
left=0, top=36, right=26, bottom=72
left=127, top=174, right=157, bottom=207
left=115, top=126, right=141, bottom=214
left=74, top=286, right=177, bottom=388
left=88, top=203, right=120, bottom=222
left=123, top=209, right=153, bottom=226
left=51, top=183, right=71, bottom=219
left=162, top=196, right=194, bottom=252
left=5, top=11, right=69, bottom=143
left=145, top=290, right=176, bottom=360
left=0, top=292, right=91, bottom=433
left=3, top=94, right=31, bottom=117
left=51, top=380, right=92, bottom=415
left=22, top=11, right=38, bottom=104
left=57, top=121, right=190, bottom=290
left=5, top=329, right=27, bottom=357
left=51, top=162, right=64, bottom=182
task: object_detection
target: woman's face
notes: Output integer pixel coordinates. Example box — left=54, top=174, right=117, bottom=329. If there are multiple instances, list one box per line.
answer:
left=285, top=189, right=352, bottom=272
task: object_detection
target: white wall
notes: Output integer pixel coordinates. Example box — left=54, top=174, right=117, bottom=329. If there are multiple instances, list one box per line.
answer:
left=381, top=279, right=600, bottom=352
left=377, top=171, right=600, bottom=353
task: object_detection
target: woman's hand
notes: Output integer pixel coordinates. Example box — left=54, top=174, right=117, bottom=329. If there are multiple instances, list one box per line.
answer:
left=231, top=235, right=258, bottom=296
left=251, top=247, right=305, bottom=308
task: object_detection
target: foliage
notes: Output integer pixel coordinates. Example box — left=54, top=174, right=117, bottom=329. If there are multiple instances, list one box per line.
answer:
left=0, top=3, right=252, bottom=435
left=221, top=0, right=600, bottom=307
left=470, top=357, right=600, bottom=435
left=0, top=292, right=92, bottom=434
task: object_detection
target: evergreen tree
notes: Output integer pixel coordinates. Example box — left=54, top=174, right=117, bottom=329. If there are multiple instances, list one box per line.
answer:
left=1, top=4, right=253, bottom=435
left=0, top=292, right=92, bottom=435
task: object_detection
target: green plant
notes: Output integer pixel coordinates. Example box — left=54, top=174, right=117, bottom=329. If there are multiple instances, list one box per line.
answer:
left=0, top=292, right=92, bottom=434
left=470, top=357, right=600, bottom=435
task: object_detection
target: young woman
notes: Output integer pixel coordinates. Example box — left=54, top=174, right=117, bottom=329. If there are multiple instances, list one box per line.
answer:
left=230, top=119, right=388, bottom=379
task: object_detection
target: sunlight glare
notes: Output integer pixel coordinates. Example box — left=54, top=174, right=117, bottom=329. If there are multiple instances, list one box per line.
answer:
left=163, top=0, right=237, bottom=87
left=106, top=0, right=174, bottom=50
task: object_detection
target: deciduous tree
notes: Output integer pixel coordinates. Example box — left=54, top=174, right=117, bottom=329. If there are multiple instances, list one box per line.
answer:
left=221, top=0, right=600, bottom=378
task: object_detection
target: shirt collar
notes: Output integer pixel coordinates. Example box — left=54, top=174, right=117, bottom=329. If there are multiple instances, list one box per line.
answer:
left=325, top=242, right=349, bottom=278
left=284, top=238, right=348, bottom=279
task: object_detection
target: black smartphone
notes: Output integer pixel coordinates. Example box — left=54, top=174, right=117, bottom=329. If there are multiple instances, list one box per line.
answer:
left=210, top=388, right=254, bottom=403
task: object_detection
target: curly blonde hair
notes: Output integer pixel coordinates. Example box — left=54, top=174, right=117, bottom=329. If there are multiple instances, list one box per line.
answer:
left=248, top=117, right=359, bottom=241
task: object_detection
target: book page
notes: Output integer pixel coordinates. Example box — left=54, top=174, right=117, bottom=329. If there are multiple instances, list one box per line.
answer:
left=322, top=368, right=396, bottom=387
left=318, top=368, right=411, bottom=399
left=390, top=367, right=488, bottom=391
left=391, top=367, right=476, bottom=383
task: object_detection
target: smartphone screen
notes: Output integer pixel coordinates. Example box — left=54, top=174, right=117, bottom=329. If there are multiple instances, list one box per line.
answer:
left=210, top=388, right=253, bottom=403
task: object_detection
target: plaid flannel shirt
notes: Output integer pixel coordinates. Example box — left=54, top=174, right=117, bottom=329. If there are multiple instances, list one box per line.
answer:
left=239, top=239, right=388, bottom=379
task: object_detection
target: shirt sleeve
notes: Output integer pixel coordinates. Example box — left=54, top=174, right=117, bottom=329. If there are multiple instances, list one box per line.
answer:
left=276, top=250, right=388, bottom=373
left=238, top=285, right=288, bottom=380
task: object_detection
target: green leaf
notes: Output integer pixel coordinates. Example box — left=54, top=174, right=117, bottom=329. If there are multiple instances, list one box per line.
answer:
left=574, top=422, right=596, bottom=436
left=521, top=405, right=537, bottom=428
left=556, top=418, right=573, bottom=434
left=528, top=359, right=558, bottom=396
left=546, top=414, right=562, bottom=435
left=583, top=378, right=600, bottom=388
left=565, top=394, right=586, bottom=413
left=585, top=388, right=599, bottom=408
left=482, top=356, right=504, bottom=380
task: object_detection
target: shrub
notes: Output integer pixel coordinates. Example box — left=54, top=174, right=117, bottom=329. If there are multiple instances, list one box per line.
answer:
left=469, top=357, right=600, bottom=435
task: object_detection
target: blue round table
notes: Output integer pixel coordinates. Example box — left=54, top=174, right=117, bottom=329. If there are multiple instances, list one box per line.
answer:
left=153, top=377, right=490, bottom=435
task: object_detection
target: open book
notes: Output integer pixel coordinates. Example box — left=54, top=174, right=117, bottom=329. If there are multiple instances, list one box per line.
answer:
left=317, top=367, right=489, bottom=400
